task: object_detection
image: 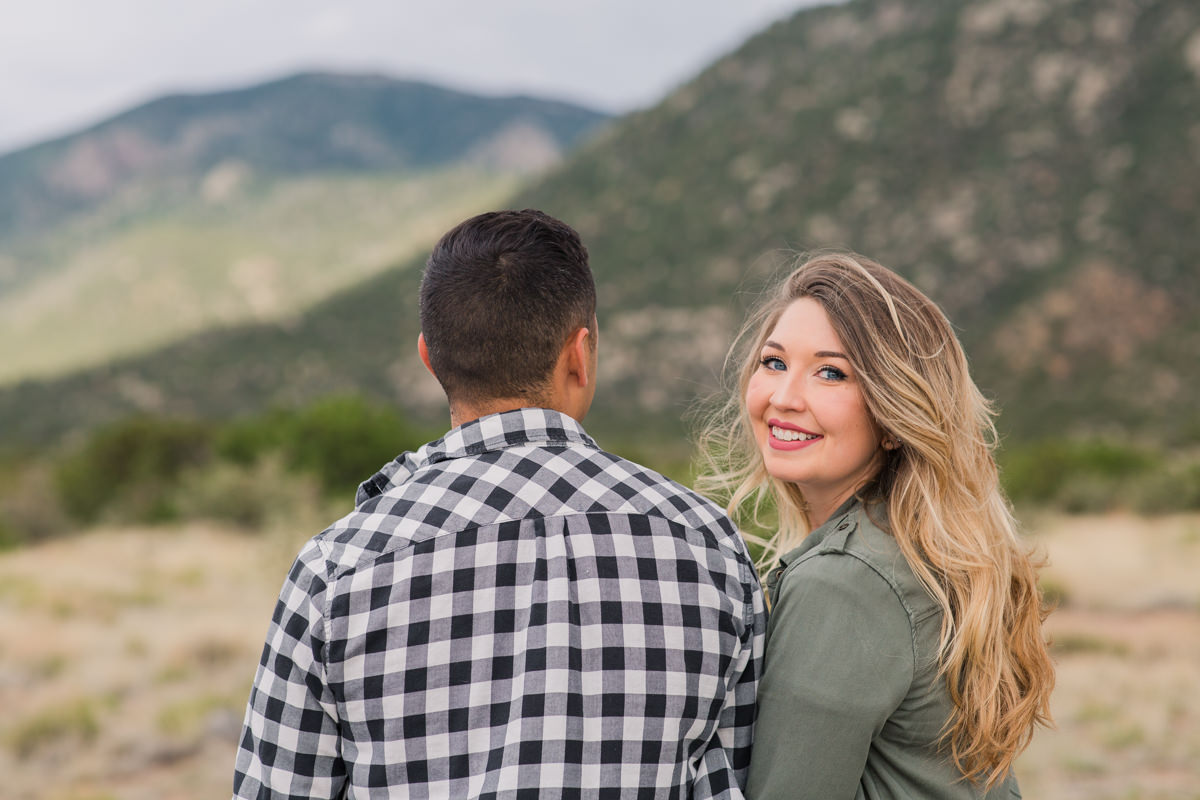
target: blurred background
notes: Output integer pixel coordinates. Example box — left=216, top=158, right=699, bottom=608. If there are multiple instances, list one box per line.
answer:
left=1, top=0, right=1199, bottom=797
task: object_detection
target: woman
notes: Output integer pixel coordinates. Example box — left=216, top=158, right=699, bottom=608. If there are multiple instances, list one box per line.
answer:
left=698, top=253, right=1054, bottom=798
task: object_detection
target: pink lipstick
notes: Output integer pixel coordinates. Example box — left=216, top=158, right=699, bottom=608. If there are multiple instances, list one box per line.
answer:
left=767, top=419, right=822, bottom=451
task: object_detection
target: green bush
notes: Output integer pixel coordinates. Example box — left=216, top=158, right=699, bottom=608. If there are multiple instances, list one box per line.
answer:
left=54, top=417, right=214, bottom=524
left=0, top=460, right=70, bottom=546
left=281, top=395, right=427, bottom=495
left=998, top=439, right=1200, bottom=514
left=218, top=395, right=428, bottom=497
left=37, top=395, right=430, bottom=535
left=999, top=439, right=1162, bottom=510
left=1130, top=460, right=1200, bottom=514
left=0, top=519, right=22, bottom=550
left=1054, top=475, right=1122, bottom=515
left=215, top=406, right=294, bottom=466
left=173, top=457, right=322, bottom=529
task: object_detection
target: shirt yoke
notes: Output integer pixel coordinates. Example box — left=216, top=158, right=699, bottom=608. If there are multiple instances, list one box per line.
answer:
left=317, top=441, right=742, bottom=579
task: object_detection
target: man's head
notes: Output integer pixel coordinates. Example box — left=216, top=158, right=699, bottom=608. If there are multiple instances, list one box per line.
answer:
left=419, top=209, right=597, bottom=422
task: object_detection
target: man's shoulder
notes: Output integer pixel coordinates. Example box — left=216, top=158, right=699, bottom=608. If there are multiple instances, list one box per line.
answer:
left=593, top=450, right=737, bottom=536
left=314, top=441, right=740, bottom=577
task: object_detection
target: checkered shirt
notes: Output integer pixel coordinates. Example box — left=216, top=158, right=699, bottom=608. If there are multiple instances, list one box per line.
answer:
left=234, top=408, right=765, bottom=799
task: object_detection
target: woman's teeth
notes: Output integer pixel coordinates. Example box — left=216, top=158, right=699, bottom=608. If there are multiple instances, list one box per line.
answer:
left=772, top=426, right=819, bottom=442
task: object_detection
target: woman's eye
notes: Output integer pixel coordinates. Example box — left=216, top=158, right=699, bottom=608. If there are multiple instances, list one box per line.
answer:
left=760, top=356, right=786, bottom=372
left=817, top=365, right=846, bottom=381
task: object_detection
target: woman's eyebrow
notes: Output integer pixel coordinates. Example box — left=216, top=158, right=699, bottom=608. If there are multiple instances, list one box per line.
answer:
left=815, top=350, right=849, bottom=359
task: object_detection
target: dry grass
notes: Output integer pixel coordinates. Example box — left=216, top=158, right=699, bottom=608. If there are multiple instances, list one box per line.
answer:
left=0, top=521, right=307, bottom=800
left=1015, top=512, right=1200, bottom=799
left=1, top=512, right=1198, bottom=798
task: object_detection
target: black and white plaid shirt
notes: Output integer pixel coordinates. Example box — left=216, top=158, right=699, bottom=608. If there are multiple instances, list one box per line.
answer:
left=234, top=408, right=766, bottom=799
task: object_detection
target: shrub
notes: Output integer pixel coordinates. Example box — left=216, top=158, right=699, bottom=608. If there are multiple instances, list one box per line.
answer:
left=215, top=407, right=294, bottom=466
left=1039, top=577, right=1070, bottom=610
left=1054, top=475, right=1121, bottom=514
left=6, top=698, right=100, bottom=757
left=0, top=519, right=22, bottom=550
left=54, top=417, right=214, bottom=524
left=173, top=456, right=322, bottom=529
left=0, top=460, right=71, bottom=546
left=1130, top=461, right=1200, bottom=514
left=282, top=395, right=427, bottom=495
left=999, top=439, right=1162, bottom=510
left=217, top=395, right=428, bottom=498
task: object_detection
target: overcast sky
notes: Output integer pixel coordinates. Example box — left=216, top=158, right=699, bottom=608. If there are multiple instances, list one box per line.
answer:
left=0, top=0, right=830, bottom=156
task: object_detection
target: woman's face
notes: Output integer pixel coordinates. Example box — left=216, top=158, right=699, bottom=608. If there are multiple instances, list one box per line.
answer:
left=745, top=298, right=885, bottom=525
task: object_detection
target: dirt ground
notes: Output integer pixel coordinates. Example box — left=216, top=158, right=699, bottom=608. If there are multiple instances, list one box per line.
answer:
left=1, top=511, right=1198, bottom=799
left=1015, top=512, right=1200, bottom=799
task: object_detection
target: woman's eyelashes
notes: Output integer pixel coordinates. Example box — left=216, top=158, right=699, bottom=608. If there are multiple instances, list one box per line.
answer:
left=760, top=356, right=848, bottom=382
left=816, top=365, right=847, bottom=381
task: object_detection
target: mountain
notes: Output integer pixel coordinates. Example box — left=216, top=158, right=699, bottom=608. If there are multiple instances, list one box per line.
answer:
left=0, top=73, right=608, bottom=384
left=3, top=0, right=1198, bottom=450
left=0, top=71, right=608, bottom=248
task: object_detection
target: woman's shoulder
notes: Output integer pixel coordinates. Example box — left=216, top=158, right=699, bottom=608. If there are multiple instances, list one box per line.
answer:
left=778, top=499, right=940, bottom=624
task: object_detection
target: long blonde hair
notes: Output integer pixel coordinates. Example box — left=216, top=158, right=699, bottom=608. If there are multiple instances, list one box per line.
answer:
left=698, top=252, right=1054, bottom=786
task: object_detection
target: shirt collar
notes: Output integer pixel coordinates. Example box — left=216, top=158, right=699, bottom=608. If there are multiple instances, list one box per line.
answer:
left=776, top=494, right=863, bottom=568
left=763, top=495, right=863, bottom=606
left=356, top=408, right=598, bottom=504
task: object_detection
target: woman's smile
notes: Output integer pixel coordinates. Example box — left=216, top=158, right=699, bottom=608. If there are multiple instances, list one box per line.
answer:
left=767, top=419, right=822, bottom=449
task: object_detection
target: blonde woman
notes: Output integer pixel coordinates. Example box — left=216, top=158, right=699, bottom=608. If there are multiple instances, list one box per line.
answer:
left=699, top=253, right=1054, bottom=798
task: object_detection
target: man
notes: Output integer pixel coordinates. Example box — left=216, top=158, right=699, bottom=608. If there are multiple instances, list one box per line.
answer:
left=233, top=209, right=765, bottom=799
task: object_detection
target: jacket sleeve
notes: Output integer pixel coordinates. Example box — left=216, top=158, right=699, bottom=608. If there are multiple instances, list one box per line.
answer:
left=746, top=552, right=913, bottom=800
left=233, top=540, right=346, bottom=799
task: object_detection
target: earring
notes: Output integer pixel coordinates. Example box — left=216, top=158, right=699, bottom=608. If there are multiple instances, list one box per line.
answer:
left=882, top=436, right=899, bottom=450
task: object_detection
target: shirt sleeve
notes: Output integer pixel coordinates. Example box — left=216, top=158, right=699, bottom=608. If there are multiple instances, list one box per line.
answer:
left=693, top=555, right=768, bottom=799
left=745, top=552, right=913, bottom=800
left=233, top=540, right=346, bottom=799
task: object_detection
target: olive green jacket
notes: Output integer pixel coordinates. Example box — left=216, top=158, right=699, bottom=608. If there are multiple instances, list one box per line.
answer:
left=746, top=497, right=1021, bottom=799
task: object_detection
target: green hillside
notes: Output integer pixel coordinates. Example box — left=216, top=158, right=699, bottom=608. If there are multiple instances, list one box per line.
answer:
left=0, top=72, right=608, bottom=385
left=0, top=168, right=519, bottom=383
left=2, top=0, right=1198, bottom=450
left=0, top=72, right=607, bottom=251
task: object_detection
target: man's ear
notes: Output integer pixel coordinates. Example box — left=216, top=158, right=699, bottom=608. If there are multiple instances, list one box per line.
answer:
left=417, top=333, right=436, bottom=377
left=566, top=327, right=592, bottom=387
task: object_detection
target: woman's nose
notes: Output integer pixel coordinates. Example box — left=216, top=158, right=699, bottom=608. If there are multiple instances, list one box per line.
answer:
left=770, top=374, right=806, bottom=411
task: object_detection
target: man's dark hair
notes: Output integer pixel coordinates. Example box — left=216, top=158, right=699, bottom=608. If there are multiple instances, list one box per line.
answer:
left=419, top=209, right=596, bottom=405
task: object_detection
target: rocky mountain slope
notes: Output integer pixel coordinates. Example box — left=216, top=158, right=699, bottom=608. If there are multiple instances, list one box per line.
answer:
left=3, top=0, right=1197, bottom=448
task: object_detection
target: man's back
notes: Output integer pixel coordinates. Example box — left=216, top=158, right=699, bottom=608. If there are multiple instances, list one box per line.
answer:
left=234, top=409, right=765, bottom=799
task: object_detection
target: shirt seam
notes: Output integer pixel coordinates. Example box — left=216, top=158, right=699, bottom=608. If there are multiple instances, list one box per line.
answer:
left=316, top=536, right=335, bottom=679
left=331, top=507, right=751, bottom=588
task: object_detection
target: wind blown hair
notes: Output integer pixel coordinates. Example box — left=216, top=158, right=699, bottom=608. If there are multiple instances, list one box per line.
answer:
left=697, top=252, right=1054, bottom=787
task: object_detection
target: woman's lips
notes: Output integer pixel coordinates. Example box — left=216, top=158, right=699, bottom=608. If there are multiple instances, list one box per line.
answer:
left=768, top=420, right=822, bottom=451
